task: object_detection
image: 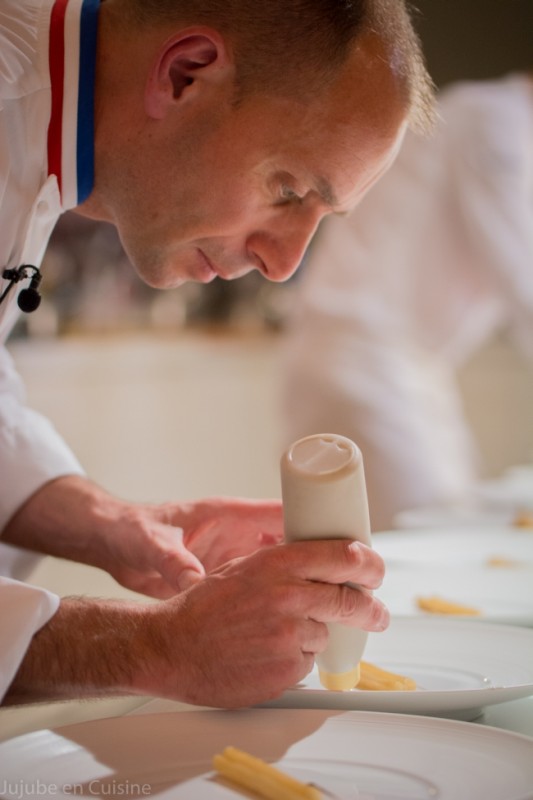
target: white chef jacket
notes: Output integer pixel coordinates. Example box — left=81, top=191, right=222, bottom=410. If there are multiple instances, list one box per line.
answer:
left=0, top=0, right=99, bottom=699
left=282, top=74, right=533, bottom=531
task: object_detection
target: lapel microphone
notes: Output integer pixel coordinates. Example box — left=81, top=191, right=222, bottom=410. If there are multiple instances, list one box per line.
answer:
left=1, top=266, right=43, bottom=313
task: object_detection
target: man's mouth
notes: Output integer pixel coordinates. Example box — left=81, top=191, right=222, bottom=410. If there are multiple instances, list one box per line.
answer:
left=197, top=249, right=255, bottom=282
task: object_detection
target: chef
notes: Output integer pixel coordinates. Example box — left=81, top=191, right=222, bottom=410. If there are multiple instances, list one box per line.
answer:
left=0, top=0, right=431, bottom=707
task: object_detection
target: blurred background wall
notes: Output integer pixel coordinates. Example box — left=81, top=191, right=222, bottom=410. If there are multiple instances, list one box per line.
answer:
left=397, top=0, right=533, bottom=475
left=413, top=0, right=532, bottom=87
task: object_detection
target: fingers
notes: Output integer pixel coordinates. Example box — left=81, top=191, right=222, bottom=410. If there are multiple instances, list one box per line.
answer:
left=292, top=541, right=390, bottom=631
left=302, top=582, right=389, bottom=632
left=264, top=539, right=386, bottom=590
left=215, top=540, right=389, bottom=632
left=155, top=527, right=206, bottom=591
left=261, top=576, right=389, bottom=632
left=165, top=497, right=283, bottom=529
left=234, top=499, right=284, bottom=543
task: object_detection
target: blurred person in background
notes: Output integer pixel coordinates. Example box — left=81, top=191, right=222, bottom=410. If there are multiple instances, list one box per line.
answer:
left=282, top=72, right=533, bottom=532
left=0, top=0, right=433, bottom=708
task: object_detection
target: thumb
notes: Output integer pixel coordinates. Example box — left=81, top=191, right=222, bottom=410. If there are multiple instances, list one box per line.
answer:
left=158, top=527, right=206, bottom=590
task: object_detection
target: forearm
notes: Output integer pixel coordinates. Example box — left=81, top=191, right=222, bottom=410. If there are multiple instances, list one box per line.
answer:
left=0, top=346, right=84, bottom=532
left=3, top=539, right=389, bottom=710
left=1, top=478, right=284, bottom=599
left=1, top=475, right=209, bottom=599
left=4, top=596, right=151, bottom=705
left=2, top=475, right=129, bottom=569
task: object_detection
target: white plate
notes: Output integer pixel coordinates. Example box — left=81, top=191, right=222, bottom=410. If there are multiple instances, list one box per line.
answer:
left=376, top=566, right=533, bottom=627
left=373, top=526, right=533, bottom=569
left=394, top=504, right=513, bottom=529
left=371, top=527, right=533, bottom=627
left=1, top=708, right=533, bottom=800
left=474, top=467, right=533, bottom=511
left=262, top=617, right=533, bottom=720
left=394, top=468, right=533, bottom=529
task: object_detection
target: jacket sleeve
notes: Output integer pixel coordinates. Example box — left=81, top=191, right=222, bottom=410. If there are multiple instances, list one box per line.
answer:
left=0, top=576, right=59, bottom=702
left=0, top=345, right=85, bottom=531
left=0, top=338, right=82, bottom=703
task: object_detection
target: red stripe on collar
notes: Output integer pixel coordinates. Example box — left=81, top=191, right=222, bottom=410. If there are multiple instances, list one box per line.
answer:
left=47, top=0, right=69, bottom=195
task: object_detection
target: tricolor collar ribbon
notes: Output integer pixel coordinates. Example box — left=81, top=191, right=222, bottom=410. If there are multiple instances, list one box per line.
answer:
left=47, top=0, right=100, bottom=210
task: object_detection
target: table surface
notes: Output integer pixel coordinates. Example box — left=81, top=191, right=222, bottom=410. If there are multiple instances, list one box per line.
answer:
left=3, top=337, right=532, bottom=746
left=2, top=691, right=533, bottom=747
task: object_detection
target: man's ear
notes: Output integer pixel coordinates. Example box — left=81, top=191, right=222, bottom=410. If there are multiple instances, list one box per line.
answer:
left=145, top=28, right=232, bottom=119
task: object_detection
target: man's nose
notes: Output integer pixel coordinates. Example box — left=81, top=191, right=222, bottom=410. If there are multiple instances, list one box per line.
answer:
left=247, top=211, right=323, bottom=282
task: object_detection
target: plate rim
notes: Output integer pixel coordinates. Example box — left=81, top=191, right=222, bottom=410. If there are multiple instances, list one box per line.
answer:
left=261, top=616, right=533, bottom=717
left=2, top=708, right=533, bottom=800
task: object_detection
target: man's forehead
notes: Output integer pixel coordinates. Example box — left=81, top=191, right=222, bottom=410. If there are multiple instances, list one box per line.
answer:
left=315, top=115, right=407, bottom=214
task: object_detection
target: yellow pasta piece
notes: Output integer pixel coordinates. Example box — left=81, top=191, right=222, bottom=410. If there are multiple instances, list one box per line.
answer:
left=213, top=746, right=322, bottom=800
left=486, top=555, right=520, bottom=568
left=416, top=595, right=481, bottom=616
left=356, top=661, right=416, bottom=691
left=513, top=512, right=533, bottom=529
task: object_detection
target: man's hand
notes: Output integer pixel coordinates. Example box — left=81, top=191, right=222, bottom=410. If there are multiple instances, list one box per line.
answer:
left=5, top=539, right=388, bottom=708
left=143, top=539, right=388, bottom=707
left=2, top=476, right=283, bottom=599
left=99, top=495, right=284, bottom=598
left=167, top=496, right=283, bottom=570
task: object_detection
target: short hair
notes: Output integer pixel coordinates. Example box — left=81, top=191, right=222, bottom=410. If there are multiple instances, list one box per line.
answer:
left=127, top=0, right=435, bottom=133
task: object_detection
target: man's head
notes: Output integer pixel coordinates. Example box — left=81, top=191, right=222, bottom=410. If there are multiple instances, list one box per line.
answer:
left=125, top=0, right=431, bottom=112
left=80, top=0, right=433, bottom=287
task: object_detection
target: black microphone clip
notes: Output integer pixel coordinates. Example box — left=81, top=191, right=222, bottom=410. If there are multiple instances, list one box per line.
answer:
left=1, top=265, right=42, bottom=313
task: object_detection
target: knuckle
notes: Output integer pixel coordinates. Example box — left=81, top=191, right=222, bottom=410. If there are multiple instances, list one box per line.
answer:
left=361, top=594, right=388, bottom=630
left=344, top=541, right=385, bottom=586
left=336, top=585, right=386, bottom=629
left=343, top=539, right=364, bottom=568
left=337, top=583, right=362, bottom=617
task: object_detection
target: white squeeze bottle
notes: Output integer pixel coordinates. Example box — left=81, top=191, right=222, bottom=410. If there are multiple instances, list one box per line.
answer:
left=280, top=433, right=372, bottom=691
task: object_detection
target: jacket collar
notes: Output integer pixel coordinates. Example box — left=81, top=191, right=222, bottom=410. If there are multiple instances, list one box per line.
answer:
left=47, top=0, right=100, bottom=210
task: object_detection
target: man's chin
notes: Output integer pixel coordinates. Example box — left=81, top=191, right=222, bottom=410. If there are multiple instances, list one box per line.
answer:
left=126, top=254, right=190, bottom=290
